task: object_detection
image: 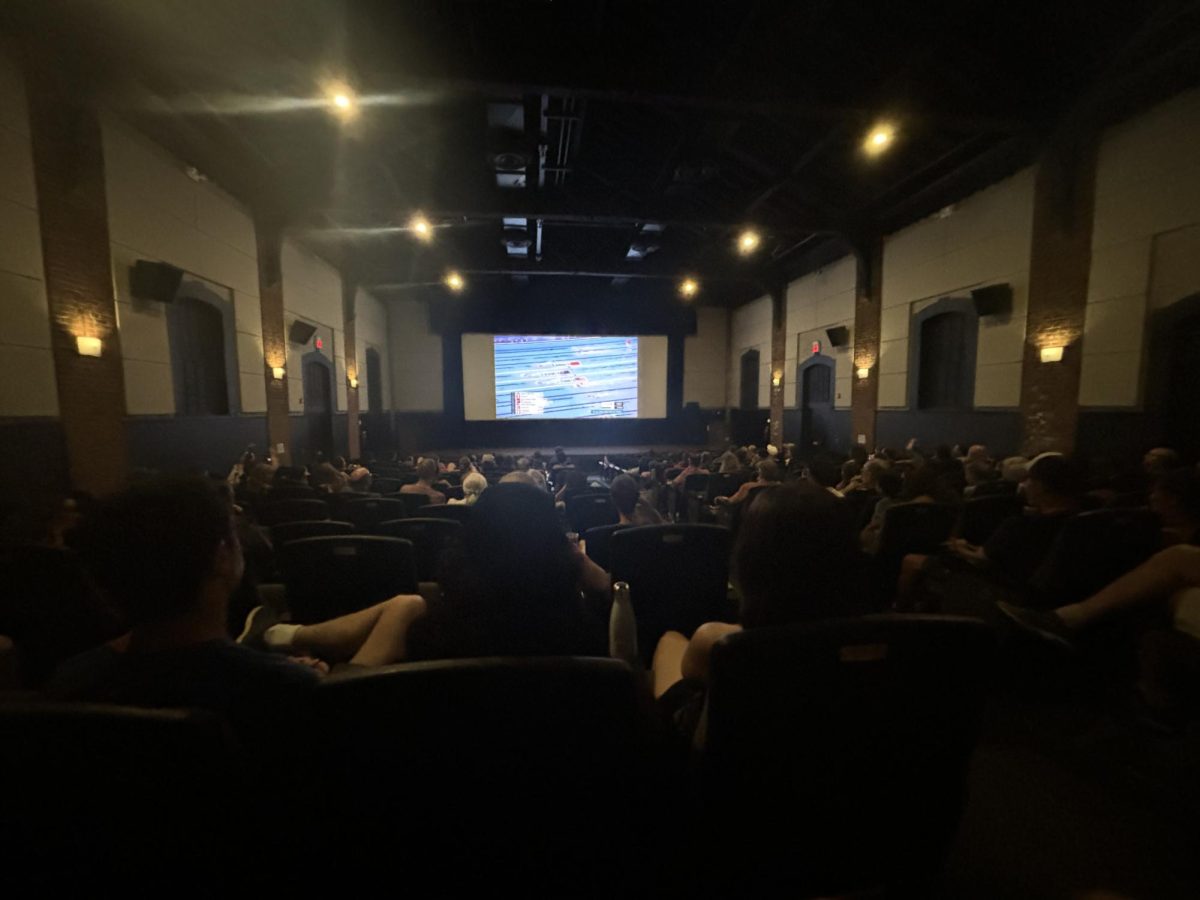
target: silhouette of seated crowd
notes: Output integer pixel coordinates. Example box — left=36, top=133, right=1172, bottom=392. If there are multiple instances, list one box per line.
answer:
left=2, top=439, right=1198, bottom=891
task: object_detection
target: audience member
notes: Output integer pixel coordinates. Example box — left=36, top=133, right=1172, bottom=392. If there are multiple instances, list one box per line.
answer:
left=401, top=458, right=448, bottom=504
left=1151, top=467, right=1200, bottom=546
left=610, top=474, right=664, bottom=526
left=716, top=459, right=782, bottom=505
left=449, top=472, right=488, bottom=506
left=652, top=482, right=871, bottom=738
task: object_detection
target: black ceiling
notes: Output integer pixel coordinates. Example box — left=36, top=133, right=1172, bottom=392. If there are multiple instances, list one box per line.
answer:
left=8, top=0, right=1200, bottom=306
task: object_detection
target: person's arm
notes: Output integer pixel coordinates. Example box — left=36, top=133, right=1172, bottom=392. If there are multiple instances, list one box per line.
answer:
left=680, top=622, right=743, bottom=684
left=570, top=540, right=611, bottom=594
left=947, top=538, right=987, bottom=564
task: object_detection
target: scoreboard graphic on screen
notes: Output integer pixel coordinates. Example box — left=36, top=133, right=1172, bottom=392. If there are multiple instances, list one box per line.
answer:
left=494, top=335, right=638, bottom=419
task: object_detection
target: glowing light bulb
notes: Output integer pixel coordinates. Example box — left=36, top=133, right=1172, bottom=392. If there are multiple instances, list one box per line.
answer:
left=410, top=215, right=433, bottom=241
left=444, top=271, right=465, bottom=292
left=679, top=278, right=699, bottom=299
left=864, top=123, right=896, bottom=156
left=737, top=230, right=761, bottom=255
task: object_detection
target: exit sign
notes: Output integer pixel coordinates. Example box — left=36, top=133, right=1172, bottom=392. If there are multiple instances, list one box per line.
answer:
left=811, top=340, right=821, bottom=354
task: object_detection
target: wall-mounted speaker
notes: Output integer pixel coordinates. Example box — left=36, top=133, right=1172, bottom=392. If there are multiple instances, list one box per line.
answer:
left=288, top=319, right=318, bottom=345
left=130, top=260, right=184, bottom=303
left=971, top=283, right=1013, bottom=317
left=825, top=325, right=850, bottom=348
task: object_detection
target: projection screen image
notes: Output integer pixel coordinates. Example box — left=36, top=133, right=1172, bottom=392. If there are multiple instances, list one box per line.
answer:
left=493, top=335, right=639, bottom=419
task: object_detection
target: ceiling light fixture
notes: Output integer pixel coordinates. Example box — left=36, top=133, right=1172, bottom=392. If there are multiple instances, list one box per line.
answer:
left=444, top=271, right=465, bottom=292
left=678, top=277, right=699, bottom=300
left=863, top=122, right=897, bottom=157
left=1040, top=346, right=1064, bottom=363
left=323, top=81, right=358, bottom=119
left=409, top=214, right=434, bottom=242
left=736, top=229, right=761, bottom=255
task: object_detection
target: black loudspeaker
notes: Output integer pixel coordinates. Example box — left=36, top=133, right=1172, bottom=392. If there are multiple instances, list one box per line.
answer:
left=129, top=260, right=184, bottom=303
left=825, top=326, right=850, bottom=348
left=288, top=319, right=318, bottom=345
left=972, top=283, right=1013, bottom=317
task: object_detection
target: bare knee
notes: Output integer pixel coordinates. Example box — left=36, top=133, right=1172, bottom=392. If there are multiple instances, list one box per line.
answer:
left=1158, top=544, right=1200, bottom=582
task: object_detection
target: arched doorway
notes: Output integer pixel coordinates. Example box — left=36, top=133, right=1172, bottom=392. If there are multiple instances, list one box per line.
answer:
left=1148, top=294, right=1200, bottom=460
left=739, top=349, right=760, bottom=410
left=166, top=284, right=239, bottom=416
left=796, top=355, right=835, bottom=452
left=301, top=352, right=334, bottom=462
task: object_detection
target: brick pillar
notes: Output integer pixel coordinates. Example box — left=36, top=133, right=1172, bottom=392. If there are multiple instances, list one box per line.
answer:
left=1019, top=142, right=1098, bottom=456
left=25, top=58, right=129, bottom=496
left=851, top=237, right=883, bottom=450
left=768, top=283, right=786, bottom=449
left=254, top=220, right=292, bottom=465
left=342, top=277, right=361, bottom=460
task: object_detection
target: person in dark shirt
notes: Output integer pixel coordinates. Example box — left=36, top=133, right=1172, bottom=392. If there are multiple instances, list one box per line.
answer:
left=943, top=454, right=1083, bottom=586
left=47, top=477, right=325, bottom=745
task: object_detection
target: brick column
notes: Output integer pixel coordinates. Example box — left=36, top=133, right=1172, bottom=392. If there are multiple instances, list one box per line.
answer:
left=25, top=58, right=129, bottom=496
left=768, top=283, right=786, bottom=449
left=254, top=219, right=292, bottom=465
left=342, top=277, right=361, bottom=460
left=1019, top=142, right=1098, bottom=456
left=851, top=237, right=883, bottom=450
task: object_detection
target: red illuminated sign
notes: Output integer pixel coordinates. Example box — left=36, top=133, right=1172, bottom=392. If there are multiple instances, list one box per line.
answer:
left=811, top=340, right=821, bottom=354
left=315, top=337, right=324, bottom=350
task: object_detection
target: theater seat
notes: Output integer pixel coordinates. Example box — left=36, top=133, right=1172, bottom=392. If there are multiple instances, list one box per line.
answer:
left=372, top=518, right=463, bottom=582
left=875, top=502, right=957, bottom=594
left=342, top=496, right=410, bottom=530
left=258, top=498, right=330, bottom=527
left=311, top=657, right=656, bottom=893
left=1029, top=508, right=1162, bottom=607
left=566, top=491, right=620, bottom=533
left=369, top=477, right=403, bottom=495
left=277, top=535, right=417, bottom=622
left=702, top=614, right=995, bottom=896
left=610, top=523, right=734, bottom=663
left=0, top=701, right=249, bottom=887
left=270, top=519, right=355, bottom=546
left=420, top=503, right=472, bottom=525
left=397, top=492, right=432, bottom=517
left=582, top=522, right=626, bottom=571
left=959, top=494, right=1024, bottom=546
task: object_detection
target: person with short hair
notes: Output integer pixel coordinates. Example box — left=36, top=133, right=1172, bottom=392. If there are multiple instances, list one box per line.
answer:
left=401, top=458, right=447, bottom=504
left=717, top=459, right=782, bottom=505
left=610, top=474, right=663, bottom=526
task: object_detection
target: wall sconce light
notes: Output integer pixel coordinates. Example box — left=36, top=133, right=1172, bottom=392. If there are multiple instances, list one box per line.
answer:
left=771, top=370, right=783, bottom=388
left=75, top=335, right=102, bottom=357
left=1039, top=346, right=1064, bottom=363
left=272, top=366, right=286, bottom=380
left=856, top=366, right=870, bottom=380
left=349, top=376, right=359, bottom=389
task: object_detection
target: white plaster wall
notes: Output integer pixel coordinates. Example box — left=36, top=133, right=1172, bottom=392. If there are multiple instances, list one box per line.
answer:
left=727, top=294, right=771, bottom=408
left=102, top=115, right=264, bottom=414
left=0, top=51, right=57, bottom=416
left=683, top=306, right=728, bottom=408
left=281, top=238, right=345, bottom=414
left=387, top=299, right=443, bottom=411
left=355, top=287, right=391, bottom=411
left=879, top=168, right=1034, bottom=409
left=786, top=256, right=857, bottom=409
left=1082, top=88, right=1200, bottom=407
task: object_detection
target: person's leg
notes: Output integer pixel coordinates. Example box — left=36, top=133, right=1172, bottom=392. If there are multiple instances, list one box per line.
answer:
left=1056, top=545, right=1200, bottom=629
left=652, top=630, right=689, bottom=699
left=285, top=596, right=423, bottom=664
left=348, top=595, right=426, bottom=666
left=895, top=553, right=930, bottom=609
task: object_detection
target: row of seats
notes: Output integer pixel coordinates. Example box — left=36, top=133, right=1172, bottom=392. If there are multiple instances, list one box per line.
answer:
left=259, top=494, right=469, bottom=528
left=1, top=614, right=996, bottom=893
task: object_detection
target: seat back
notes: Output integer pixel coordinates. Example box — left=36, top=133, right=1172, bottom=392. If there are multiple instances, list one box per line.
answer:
left=268, top=484, right=318, bottom=501
left=704, top=615, right=995, bottom=894
left=566, top=491, right=620, bottom=533
left=583, top=523, right=627, bottom=571
left=967, top=479, right=1018, bottom=498
left=0, top=701, right=247, bottom=886
left=258, top=498, right=330, bottom=526
left=370, top=477, right=402, bottom=495
left=312, top=657, right=653, bottom=891
left=372, top=518, right=463, bottom=582
left=397, top=491, right=432, bottom=517
left=420, top=503, right=472, bottom=525
left=875, top=502, right=957, bottom=594
left=682, top=472, right=709, bottom=494
left=341, top=497, right=410, bottom=530
left=278, top=535, right=417, bottom=622
left=610, top=524, right=734, bottom=663
left=1030, top=508, right=1162, bottom=607
left=0, top=544, right=125, bottom=688
left=706, top=471, right=747, bottom=502
left=959, top=494, right=1024, bottom=545
left=270, top=519, right=355, bottom=546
